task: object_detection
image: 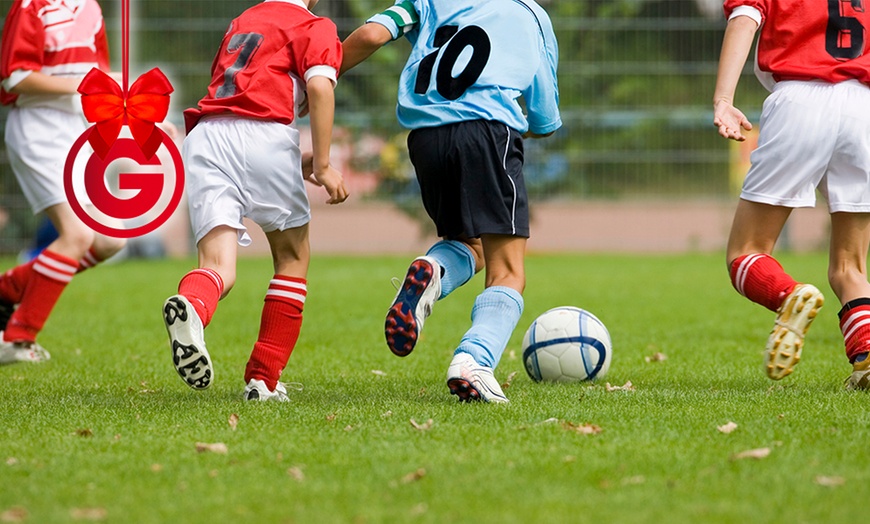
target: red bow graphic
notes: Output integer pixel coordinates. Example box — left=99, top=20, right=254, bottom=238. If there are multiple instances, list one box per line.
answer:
left=79, top=68, right=173, bottom=159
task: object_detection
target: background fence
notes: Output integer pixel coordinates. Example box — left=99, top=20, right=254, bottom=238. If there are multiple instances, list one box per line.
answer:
left=0, top=0, right=769, bottom=254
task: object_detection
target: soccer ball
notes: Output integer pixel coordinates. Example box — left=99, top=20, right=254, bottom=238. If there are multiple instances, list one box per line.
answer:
left=522, top=306, right=612, bottom=382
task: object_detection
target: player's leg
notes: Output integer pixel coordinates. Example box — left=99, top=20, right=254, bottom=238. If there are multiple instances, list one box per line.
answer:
left=727, top=199, right=824, bottom=379
left=447, top=234, right=525, bottom=403
left=828, top=213, right=870, bottom=390
left=385, top=237, right=484, bottom=357
left=243, top=225, right=310, bottom=402
left=0, top=203, right=97, bottom=365
left=163, top=226, right=236, bottom=390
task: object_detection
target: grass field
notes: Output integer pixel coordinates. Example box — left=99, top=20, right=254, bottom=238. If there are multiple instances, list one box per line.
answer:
left=1, top=252, right=868, bottom=523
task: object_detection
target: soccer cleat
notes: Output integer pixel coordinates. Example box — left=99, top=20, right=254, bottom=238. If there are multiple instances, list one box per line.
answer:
left=765, top=283, right=824, bottom=380
left=385, top=256, right=441, bottom=357
left=244, top=379, right=290, bottom=402
left=0, top=336, right=50, bottom=365
left=446, top=352, right=509, bottom=404
left=163, top=295, right=213, bottom=390
left=845, top=353, right=870, bottom=391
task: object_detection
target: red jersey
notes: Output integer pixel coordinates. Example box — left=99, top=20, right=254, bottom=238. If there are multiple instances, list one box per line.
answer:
left=184, top=0, right=342, bottom=133
left=725, top=0, right=870, bottom=87
left=0, top=0, right=109, bottom=106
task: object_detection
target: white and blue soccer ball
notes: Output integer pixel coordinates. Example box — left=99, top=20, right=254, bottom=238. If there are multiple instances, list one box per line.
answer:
left=522, top=306, right=612, bottom=382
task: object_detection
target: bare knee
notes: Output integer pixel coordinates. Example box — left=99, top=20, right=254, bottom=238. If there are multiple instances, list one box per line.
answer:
left=91, top=235, right=127, bottom=260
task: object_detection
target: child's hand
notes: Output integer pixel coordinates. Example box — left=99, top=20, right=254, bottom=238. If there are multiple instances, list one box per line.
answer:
left=311, top=164, right=349, bottom=204
left=713, top=99, right=752, bottom=141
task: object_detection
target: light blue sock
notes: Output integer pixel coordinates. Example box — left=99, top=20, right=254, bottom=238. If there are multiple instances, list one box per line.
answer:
left=455, top=286, right=524, bottom=368
left=426, top=240, right=475, bottom=300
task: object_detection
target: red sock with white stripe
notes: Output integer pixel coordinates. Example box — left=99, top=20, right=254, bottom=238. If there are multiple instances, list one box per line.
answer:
left=245, top=275, right=306, bottom=391
left=4, top=250, right=78, bottom=342
left=0, top=248, right=107, bottom=306
left=839, top=299, right=870, bottom=362
left=177, top=268, right=224, bottom=327
left=77, top=248, right=102, bottom=273
left=729, top=254, right=797, bottom=312
left=0, top=260, right=35, bottom=304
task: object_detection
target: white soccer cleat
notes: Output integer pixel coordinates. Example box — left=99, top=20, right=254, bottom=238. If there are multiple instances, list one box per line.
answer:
left=845, top=353, right=870, bottom=391
left=385, top=256, right=442, bottom=357
left=446, top=352, right=508, bottom=404
left=163, top=295, right=213, bottom=390
left=765, top=283, right=824, bottom=380
left=244, top=379, right=290, bottom=402
left=0, top=336, right=50, bottom=365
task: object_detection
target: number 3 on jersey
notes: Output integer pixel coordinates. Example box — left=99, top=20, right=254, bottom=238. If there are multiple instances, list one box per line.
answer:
left=827, top=0, right=865, bottom=60
left=414, top=25, right=491, bottom=100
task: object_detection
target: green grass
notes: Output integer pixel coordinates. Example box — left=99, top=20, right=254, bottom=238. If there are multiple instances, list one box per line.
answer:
left=1, top=253, right=867, bottom=523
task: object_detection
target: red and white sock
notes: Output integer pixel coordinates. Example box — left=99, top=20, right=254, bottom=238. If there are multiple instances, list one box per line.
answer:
left=77, top=248, right=102, bottom=273
left=177, top=268, right=224, bottom=327
left=729, top=254, right=797, bottom=312
left=4, top=250, right=77, bottom=342
left=0, top=260, right=35, bottom=304
left=0, top=247, right=105, bottom=305
left=245, top=276, right=306, bottom=391
left=839, top=299, right=870, bottom=362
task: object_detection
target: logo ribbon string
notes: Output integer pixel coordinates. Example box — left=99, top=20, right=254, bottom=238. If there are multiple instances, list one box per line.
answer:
left=77, top=0, right=173, bottom=159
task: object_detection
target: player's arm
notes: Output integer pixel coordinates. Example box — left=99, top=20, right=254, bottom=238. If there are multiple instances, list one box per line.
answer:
left=522, top=14, right=562, bottom=140
left=340, top=23, right=393, bottom=76
left=307, top=75, right=349, bottom=204
left=712, top=14, right=759, bottom=142
left=7, top=71, right=81, bottom=95
left=340, top=1, right=419, bottom=76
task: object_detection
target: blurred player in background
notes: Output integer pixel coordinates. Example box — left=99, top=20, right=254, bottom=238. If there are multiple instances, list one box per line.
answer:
left=162, top=0, right=348, bottom=401
left=341, top=0, right=561, bottom=403
left=713, top=0, right=870, bottom=387
left=0, top=0, right=126, bottom=365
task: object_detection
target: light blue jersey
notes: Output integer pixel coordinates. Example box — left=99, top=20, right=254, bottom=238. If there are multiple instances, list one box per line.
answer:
left=367, top=0, right=561, bottom=135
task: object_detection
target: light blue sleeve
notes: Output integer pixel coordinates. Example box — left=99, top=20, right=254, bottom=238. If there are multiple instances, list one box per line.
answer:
left=523, top=9, right=562, bottom=135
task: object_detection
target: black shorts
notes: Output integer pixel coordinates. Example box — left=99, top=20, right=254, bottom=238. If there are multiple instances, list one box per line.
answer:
left=407, top=120, right=529, bottom=239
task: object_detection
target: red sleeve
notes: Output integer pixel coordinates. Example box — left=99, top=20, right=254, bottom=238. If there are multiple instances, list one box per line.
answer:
left=94, top=19, right=110, bottom=71
left=1, top=1, right=45, bottom=79
left=723, top=0, right=767, bottom=20
left=290, top=17, right=342, bottom=81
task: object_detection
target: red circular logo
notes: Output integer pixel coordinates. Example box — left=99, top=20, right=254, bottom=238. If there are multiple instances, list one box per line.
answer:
left=63, top=126, right=184, bottom=238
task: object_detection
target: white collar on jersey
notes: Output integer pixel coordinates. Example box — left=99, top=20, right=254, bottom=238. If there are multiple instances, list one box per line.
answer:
left=264, top=0, right=309, bottom=10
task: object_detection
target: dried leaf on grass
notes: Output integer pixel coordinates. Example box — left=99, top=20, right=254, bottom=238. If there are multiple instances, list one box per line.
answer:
left=731, top=447, right=770, bottom=461
left=228, top=413, right=239, bottom=431
left=410, top=418, right=434, bottom=431
left=69, top=507, right=107, bottom=520
left=150, top=464, right=163, bottom=472
left=814, top=475, right=845, bottom=487
left=287, top=466, right=304, bottom=482
left=381, top=410, right=393, bottom=418
left=605, top=381, right=635, bottom=392
left=501, top=371, right=518, bottom=389
left=75, top=428, right=93, bottom=438
left=195, top=442, right=228, bottom=455
left=401, top=468, right=426, bottom=484
left=0, top=507, right=28, bottom=523
left=326, top=412, right=338, bottom=422
left=645, top=352, right=667, bottom=363
left=717, top=421, right=738, bottom=434
left=371, top=370, right=387, bottom=377
left=5, top=458, right=17, bottom=466
left=561, top=421, right=602, bottom=435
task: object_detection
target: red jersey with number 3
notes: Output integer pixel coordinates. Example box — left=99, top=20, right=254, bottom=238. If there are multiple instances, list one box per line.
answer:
left=0, top=0, right=110, bottom=106
left=184, top=0, right=342, bottom=133
left=725, top=0, right=870, bottom=85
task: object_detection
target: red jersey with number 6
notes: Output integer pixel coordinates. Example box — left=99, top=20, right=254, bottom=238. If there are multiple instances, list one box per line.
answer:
left=725, top=0, right=870, bottom=86
left=183, top=0, right=342, bottom=133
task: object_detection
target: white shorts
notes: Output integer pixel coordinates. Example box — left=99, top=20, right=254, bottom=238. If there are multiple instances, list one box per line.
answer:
left=5, top=107, right=91, bottom=214
left=182, top=116, right=310, bottom=246
left=742, top=80, right=870, bottom=213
